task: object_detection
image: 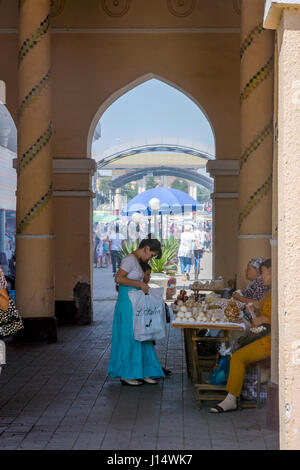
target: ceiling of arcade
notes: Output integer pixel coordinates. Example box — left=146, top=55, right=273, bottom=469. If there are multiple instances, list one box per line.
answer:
left=0, top=0, right=241, bottom=29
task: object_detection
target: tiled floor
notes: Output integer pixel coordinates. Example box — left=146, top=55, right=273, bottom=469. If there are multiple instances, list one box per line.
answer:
left=0, top=296, right=279, bottom=450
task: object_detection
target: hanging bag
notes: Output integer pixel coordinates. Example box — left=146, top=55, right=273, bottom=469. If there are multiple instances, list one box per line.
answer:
left=210, top=356, right=230, bottom=386
left=129, top=288, right=166, bottom=342
left=0, top=297, right=24, bottom=339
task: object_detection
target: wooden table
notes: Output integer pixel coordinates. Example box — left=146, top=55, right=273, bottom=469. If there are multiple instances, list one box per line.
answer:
left=172, top=321, right=245, bottom=404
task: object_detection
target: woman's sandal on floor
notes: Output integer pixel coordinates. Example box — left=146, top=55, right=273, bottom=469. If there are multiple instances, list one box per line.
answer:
left=120, top=379, right=143, bottom=386
left=140, top=377, right=159, bottom=385
left=209, top=405, right=237, bottom=413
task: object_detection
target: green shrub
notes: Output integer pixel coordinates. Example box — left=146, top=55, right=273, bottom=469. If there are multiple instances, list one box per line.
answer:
left=121, top=238, right=179, bottom=274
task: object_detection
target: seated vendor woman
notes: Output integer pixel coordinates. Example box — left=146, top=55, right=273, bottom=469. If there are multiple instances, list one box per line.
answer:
left=232, top=257, right=269, bottom=309
left=210, top=258, right=272, bottom=413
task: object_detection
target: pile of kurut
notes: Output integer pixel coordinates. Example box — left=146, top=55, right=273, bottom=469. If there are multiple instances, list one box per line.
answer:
left=172, top=292, right=243, bottom=324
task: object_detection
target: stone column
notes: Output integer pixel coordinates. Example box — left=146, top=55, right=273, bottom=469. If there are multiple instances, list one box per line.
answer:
left=206, top=160, right=240, bottom=283
left=16, top=0, right=56, bottom=341
left=237, top=0, right=274, bottom=289
left=188, top=182, right=197, bottom=200
left=264, top=0, right=300, bottom=450
left=114, top=188, right=121, bottom=215
left=137, top=180, right=143, bottom=194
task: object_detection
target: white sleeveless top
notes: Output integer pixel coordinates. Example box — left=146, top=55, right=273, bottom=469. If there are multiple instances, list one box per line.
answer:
left=120, top=254, right=144, bottom=281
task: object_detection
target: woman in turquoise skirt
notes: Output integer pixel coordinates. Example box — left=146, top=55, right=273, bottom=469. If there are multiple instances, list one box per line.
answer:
left=107, top=238, right=165, bottom=386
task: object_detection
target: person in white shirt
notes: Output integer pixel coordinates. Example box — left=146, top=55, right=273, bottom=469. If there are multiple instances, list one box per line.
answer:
left=177, top=225, right=195, bottom=281
left=109, top=224, right=126, bottom=275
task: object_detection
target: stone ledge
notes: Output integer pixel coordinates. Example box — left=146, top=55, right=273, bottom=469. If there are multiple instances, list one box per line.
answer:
left=206, top=160, right=240, bottom=177
left=12, top=158, right=97, bottom=175
left=264, top=0, right=300, bottom=29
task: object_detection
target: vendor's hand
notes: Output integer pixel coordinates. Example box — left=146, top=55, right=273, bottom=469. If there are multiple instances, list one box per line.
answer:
left=245, top=304, right=255, bottom=316
left=140, top=282, right=150, bottom=294
left=232, top=292, right=242, bottom=301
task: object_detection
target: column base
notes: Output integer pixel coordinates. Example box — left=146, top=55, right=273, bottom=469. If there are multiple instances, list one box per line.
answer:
left=266, top=381, right=279, bottom=431
left=55, top=281, right=92, bottom=326
left=55, top=300, right=77, bottom=325
left=14, top=317, right=57, bottom=343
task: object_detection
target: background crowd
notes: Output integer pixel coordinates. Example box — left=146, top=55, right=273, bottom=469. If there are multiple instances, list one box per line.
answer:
left=93, top=219, right=212, bottom=278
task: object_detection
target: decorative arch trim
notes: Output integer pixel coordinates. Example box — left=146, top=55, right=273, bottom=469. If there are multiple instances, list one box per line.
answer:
left=86, top=72, right=216, bottom=158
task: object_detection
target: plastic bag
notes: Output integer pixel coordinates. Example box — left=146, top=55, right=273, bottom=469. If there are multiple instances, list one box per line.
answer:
left=129, top=288, right=166, bottom=342
left=210, top=356, right=230, bottom=386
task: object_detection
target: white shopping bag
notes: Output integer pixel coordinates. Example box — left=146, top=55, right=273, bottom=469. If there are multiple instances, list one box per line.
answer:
left=129, top=288, right=166, bottom=342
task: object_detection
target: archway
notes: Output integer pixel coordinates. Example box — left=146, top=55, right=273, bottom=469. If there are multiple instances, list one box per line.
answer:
left=87, top=73, right=216, bottom=158
left=89, top=76, right=215, bottom=299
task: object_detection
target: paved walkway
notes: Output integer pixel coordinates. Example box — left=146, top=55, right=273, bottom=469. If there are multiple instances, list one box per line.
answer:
left=0, top=264, right=279, bottom=450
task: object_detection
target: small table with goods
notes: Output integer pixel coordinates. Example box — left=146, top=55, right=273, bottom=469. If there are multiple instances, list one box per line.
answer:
left=171, top=281, right=246, bottom=405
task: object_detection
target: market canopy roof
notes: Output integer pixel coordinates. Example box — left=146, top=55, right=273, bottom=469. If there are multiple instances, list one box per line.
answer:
left=121, top=187, right=202, bottom=216
left=93, top=211, right=119, bottom=223
left=96, top=138, right=215, bottom=170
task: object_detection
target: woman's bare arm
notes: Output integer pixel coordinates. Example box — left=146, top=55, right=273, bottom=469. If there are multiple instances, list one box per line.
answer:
left=115, top=268, right=149, bottom=293
left=232, top=292, right=260, bottom=309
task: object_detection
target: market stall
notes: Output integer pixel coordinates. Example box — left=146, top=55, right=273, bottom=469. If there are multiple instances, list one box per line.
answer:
left=170, top=280, right=249, bottom=405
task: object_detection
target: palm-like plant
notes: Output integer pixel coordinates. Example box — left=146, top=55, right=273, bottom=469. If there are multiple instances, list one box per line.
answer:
left=150, top=238, right=179, bottom=274
left=120, top=237, right=179, bottom=274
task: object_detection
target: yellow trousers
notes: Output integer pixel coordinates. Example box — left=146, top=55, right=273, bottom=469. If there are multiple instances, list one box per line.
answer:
left=226, top=339, right=270, bottom=398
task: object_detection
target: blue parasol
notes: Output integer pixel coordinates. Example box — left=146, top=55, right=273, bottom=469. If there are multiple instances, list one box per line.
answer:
left=121, top=187, right=202, bottom=216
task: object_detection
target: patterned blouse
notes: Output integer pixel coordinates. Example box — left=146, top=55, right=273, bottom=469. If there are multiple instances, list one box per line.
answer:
left=0, top=266, right=7, bottom=290
left=242, top=276, right=269, bottom=301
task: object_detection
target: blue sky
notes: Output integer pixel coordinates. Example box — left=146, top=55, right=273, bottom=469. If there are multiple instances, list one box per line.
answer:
left=92, top=79, right=215, bottom=159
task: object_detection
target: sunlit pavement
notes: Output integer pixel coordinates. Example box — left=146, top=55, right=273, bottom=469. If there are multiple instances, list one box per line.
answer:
left=0, top=259, right=278, bottom=450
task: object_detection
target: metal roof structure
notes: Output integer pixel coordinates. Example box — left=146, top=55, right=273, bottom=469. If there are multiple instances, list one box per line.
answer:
left=109, top=166, right=213, bottom=191
left=96, top=138, right=215, bottom=170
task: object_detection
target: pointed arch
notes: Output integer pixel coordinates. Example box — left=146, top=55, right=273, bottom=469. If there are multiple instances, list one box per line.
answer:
left=86, top=72, right=216, bottom=158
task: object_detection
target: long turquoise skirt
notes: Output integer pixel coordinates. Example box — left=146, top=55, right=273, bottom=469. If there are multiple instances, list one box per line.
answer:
left=107, top=286, right=165, bottom=380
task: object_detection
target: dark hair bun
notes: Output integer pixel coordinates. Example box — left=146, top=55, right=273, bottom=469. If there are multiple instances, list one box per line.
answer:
left=138, top=238, right=162, bottom=259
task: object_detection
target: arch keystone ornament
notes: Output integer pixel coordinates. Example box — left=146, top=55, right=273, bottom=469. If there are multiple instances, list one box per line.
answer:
left=100, top=0, right=131, bottom=17
left=167, top=0, right=196, bottom=17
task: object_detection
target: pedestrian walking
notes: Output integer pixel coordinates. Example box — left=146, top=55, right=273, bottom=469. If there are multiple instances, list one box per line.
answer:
left=109, top=224, right=126, bottom=276
left=96, top=239, right=105, bottom=268
left=178, top=225, right=195, bottom=281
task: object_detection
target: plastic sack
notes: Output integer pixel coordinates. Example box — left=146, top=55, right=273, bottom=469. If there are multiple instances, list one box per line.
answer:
left=129, top=287, right=166, bottom=342
left=210, top=356, right=230, bottom=386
